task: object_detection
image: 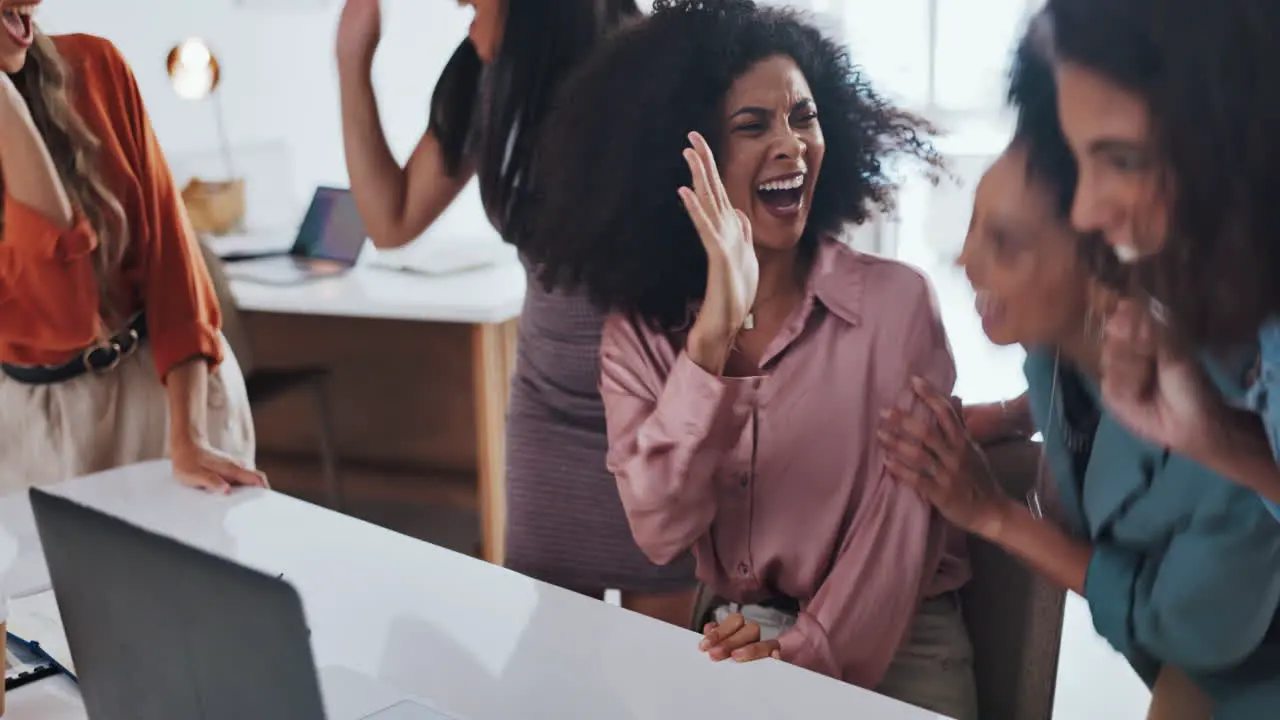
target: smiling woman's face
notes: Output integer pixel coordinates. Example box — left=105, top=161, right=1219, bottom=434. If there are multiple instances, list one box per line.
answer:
left=0, top=0, right=39, bottom=73
left=959, top=143, right=1094, bottom=348
left=1056, top=61, right=1170, bottom=263
left=717, top=54, right=826, bottom=252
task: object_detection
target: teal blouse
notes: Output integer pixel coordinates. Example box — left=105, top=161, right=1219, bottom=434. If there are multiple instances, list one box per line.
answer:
left=1024, top=348, right=1280, bottom=718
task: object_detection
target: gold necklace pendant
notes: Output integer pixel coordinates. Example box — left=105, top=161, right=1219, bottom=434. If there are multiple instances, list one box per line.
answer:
left=742, top=312, right=755, bottom=331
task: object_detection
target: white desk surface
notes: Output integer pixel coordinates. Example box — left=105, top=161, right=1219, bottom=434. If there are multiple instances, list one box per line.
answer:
left=206, top=232, right=526, bottom=325
left=228, top=260, right=525, bottom=325
left=1, top=462, right=946, bottom=720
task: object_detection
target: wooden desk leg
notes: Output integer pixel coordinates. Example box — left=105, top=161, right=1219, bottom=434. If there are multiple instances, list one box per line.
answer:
left=471, top=320, right=517, bottom=565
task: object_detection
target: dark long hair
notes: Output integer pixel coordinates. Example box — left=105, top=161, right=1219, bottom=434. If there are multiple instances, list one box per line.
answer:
left=1009, top=24, right=1123, bottom=290
left=1043, top=0, right=1280, bottom=348
left=428, top=0, right=640, bottom=235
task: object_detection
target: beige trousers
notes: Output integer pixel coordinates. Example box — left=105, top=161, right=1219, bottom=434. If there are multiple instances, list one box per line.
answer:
left=0, top=336, right=255, bottom=497
left=714, top=593, right=979, bottom=720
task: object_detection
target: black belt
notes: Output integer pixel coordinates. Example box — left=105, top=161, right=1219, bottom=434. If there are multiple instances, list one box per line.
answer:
left=2, top=314, right=148, bottom=385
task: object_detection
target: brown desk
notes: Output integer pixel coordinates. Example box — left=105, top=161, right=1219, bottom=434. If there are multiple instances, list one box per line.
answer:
left=229, top=262, right=523, bottom=564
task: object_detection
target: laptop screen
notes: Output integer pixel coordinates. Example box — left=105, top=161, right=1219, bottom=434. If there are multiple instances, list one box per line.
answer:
left=290, top=186, right=368, bottom=263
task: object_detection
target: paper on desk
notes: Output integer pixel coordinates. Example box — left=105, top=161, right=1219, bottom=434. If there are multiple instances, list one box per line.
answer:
left=7, top=591, right=74, bottom=676
left=364, top=235, right=516, bottom=276
left=203, top=228, right=294, bottom=258
left=0, top=495, right=52, bottom=599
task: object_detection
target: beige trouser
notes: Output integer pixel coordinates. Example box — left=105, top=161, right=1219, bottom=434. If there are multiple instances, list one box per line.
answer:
left=714, top=593, right=979, bottom=720
left=0, top=336, right=255, bottom=497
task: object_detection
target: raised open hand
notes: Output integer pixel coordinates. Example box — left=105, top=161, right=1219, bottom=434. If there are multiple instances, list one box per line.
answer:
left=678, top=131, right=758, bottom=354
left=336, top=0, right=382, bottom=72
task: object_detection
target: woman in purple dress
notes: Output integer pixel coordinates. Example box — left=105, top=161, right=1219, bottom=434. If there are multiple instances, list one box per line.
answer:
left=335, top=0, right=698, bottom=624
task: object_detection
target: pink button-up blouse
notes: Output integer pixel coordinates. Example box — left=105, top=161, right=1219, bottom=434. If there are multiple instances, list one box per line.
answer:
left=599, top=238, right=971, bottom=689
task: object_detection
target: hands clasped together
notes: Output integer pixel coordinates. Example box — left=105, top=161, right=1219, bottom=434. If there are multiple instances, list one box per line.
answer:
left=874, top=296, right=1271, bottom=539
left=698, top=613, right=782, bottom=664
left=1097, top=300, right=1233, bottom=461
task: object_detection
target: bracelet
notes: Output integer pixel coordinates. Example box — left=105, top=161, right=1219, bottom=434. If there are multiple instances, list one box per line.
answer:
left=1026, top=489, right=1045, bottom=520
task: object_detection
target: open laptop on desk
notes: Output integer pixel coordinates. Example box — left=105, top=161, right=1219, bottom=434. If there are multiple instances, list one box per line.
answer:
left=28, top=489, right=458, bottom=720
left=224, top=185, right=366, bottom=285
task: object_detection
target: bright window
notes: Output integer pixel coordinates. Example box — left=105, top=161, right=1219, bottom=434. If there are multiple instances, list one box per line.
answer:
left=811, top=0, right=1039, bottom=118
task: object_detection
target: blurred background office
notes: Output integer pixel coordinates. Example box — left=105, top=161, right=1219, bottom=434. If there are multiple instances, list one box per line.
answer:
left=31, top=0, right=1146, bottom=717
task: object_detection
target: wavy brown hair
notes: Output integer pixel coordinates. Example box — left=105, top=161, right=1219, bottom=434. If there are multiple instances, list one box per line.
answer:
left=1044, top=0, right=1280, bottom=349
left=2, top=28, right=128, bottom=318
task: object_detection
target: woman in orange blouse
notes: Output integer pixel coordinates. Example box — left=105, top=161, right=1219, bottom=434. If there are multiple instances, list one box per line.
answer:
left=0, top=4, right=261, bottom=494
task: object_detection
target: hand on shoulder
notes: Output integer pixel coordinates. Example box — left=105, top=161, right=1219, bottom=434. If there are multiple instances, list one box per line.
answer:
left=963, top=393, right=1031, bottom=444
left=878, top=377, right=1016, bottom=539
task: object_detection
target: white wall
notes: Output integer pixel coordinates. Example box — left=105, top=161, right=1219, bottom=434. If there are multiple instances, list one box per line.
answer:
left=31, top=0, right=878, bottom=242
left=38, top=0, right=491, bottom=233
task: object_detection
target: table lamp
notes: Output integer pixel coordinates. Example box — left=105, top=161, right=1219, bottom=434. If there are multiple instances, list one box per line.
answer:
left=167, top=38, right=245, bottom=236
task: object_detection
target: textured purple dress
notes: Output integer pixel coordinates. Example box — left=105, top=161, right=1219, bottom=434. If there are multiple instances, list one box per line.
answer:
left=502, top=256, right=697, bottom=593
left=468, top=62, right=694, bottom=593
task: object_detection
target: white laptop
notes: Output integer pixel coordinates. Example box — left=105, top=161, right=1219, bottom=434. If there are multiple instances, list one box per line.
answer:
left=225, top=186, right=367, bottom=285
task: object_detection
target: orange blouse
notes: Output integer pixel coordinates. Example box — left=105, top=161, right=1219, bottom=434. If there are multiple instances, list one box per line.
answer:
left=0, top=34, right=223, bottom=380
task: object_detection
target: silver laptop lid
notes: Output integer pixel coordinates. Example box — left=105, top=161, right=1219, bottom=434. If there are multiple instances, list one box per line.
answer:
left=29, top=489, right=328, bottom=720
left=291, top=186, right=368, bottom=265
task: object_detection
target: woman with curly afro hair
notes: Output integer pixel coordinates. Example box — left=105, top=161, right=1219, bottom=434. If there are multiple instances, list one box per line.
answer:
left=519, top=1, right=976, bottom=715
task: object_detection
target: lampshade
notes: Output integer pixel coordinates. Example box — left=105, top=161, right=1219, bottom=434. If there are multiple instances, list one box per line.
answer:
left=166, top=38, right=221, bottom=100
left=165, top=37, right=242, bottom=235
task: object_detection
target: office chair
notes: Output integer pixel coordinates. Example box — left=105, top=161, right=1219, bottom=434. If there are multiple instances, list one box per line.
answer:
left=962, top=438, right=1066, bottom=720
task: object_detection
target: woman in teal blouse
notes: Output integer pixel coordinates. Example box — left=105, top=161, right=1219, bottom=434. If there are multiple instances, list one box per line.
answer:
left=1036, top=0, right=1280, bottom=523
left=878, top=34, right=1280, bottom=719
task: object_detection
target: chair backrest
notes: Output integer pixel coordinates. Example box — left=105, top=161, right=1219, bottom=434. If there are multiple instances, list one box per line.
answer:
left=962, top=439, right=1066, bottom=720
left=196, top=240, right=255, bottom=377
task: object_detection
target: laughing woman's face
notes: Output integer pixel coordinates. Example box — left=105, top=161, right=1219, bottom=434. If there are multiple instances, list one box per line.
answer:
left=0, top=0, right=38, bottom=74
left=717, top=55, right=826, bottom=252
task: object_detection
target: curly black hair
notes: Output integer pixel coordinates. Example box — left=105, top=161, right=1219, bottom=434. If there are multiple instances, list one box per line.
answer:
left=1007, top=23, right=1124, bottom=290
left=516, top=0, right=939, bottom=332
left=1044, top=0, right=1280, bottom=349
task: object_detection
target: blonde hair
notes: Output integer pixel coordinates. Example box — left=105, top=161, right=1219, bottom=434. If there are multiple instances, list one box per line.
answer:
left=1, top=29, right=128, bottom=319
